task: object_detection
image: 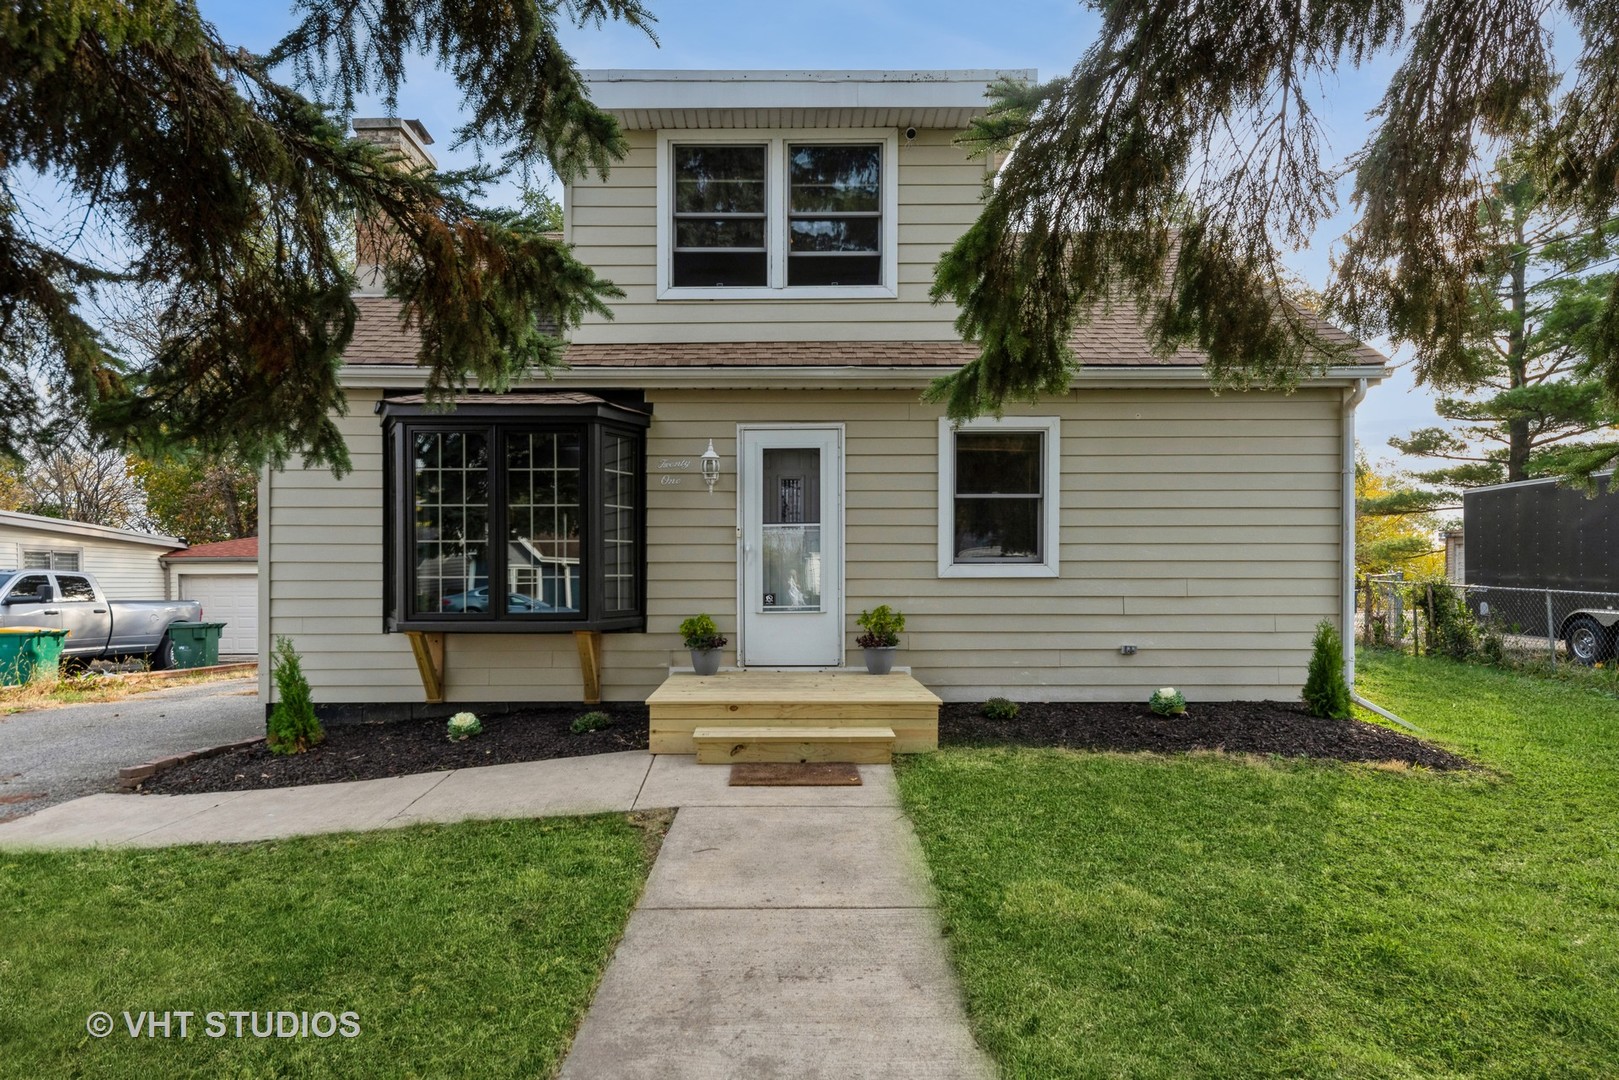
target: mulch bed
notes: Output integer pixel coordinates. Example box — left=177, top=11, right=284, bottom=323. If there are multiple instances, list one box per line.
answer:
left=141, top=705, right=649, bottom=794
left=940, top=700, right=1475, bottom=771
left=142, top=697, right=1471, bottom=796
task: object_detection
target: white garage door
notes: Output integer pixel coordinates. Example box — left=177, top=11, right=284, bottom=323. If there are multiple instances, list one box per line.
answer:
left=178, top=574, right=258, bottom=656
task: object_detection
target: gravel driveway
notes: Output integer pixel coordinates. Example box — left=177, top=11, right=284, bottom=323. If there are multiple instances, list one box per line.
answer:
left=0, top=679, right=262, bottom=821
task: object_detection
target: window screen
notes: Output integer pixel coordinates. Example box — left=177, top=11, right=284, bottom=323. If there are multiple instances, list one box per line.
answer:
left=952, top=432, right=1043, bottom=562
left=23, top=550, right=78, bottom=570
left=787, top=144, right=881, bottom=286
left=672, top=145, right=768, bottom=287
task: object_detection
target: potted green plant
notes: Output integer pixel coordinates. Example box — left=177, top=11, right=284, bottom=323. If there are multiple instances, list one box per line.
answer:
left=855, top=605, right=905, bottom=675
left=679, top=613, right=728, bottom=676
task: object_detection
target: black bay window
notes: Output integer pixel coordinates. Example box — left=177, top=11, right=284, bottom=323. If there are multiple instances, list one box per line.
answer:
left=382, top=393, right=649, bottom=632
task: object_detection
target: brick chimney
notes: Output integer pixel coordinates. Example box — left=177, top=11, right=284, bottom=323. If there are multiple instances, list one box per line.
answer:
left=352, top=118, right=437, bottom=293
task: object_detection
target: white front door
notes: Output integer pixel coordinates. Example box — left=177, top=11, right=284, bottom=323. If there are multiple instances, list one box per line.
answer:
left=739, top=426, right=843, bottom=667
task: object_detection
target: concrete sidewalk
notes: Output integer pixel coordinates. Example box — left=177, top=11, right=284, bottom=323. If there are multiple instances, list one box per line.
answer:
left=0, top=750, right=654, bottom=848
left=0, top=752, right=992, bottom=1079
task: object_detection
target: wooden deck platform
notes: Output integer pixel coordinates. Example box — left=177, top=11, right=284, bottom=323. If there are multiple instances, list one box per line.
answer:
left=647, top=670, right=941, bottom=758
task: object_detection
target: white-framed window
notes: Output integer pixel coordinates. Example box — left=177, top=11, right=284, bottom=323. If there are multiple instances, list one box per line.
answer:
left=655, top=129, right=900, bottom=301
left=22, top=549, right=81, bottom=571
left=937, top=416, right=1061, bottom=578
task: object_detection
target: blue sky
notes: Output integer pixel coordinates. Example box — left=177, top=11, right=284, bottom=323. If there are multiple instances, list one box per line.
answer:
left=200, top=1, right=1433, bottom=465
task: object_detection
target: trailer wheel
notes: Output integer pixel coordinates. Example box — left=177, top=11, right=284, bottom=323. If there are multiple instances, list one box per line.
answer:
left=1565, top=616, right=1612, bottom=666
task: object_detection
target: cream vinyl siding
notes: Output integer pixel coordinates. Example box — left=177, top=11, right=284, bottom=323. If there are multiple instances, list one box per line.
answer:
left=267, top=386, right=1345, bottom=704
left=565, top=127, right=985, bottom=342
left=0, top=527, right=169, bottom=598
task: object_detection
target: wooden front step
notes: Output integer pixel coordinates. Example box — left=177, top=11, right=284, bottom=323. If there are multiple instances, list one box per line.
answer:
left=692, top=726, right=896, bottom=765
left=647, top=670, right=941, bottom=755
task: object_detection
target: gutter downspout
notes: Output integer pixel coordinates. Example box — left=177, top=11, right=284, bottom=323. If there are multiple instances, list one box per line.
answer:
left=1342, top=377, right=1368, bottom=690
left=1338, top=377, right=1421, bottom=733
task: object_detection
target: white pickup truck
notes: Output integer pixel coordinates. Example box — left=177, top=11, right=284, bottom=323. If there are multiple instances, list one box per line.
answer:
left=0, top=569, right=203, bottom=668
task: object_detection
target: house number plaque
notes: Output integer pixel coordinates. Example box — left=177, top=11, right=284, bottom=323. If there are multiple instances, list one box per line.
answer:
left=653, top=456, right=695, bottom=487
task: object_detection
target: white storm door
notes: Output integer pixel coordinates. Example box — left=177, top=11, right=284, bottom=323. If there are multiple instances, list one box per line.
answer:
left=739, top=426, right=843, bottom=667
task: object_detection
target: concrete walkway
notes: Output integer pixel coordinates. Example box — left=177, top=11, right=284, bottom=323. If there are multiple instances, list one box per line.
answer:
left=562, top=760, right=992, bottom=1080
left=0, top=752, right=992, bottom=1080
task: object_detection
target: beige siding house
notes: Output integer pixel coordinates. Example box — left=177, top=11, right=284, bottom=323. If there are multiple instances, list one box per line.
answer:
left=260, top=70, right=1387, bottom=719
left=0, top=510, right=180, bottom=598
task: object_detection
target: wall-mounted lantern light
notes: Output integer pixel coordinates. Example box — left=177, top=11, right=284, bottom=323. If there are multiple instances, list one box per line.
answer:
left=700, top=439, right=721, bottom=494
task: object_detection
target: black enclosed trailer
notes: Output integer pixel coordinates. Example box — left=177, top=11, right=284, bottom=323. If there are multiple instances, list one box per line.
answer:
left=1462, top=472, right=1619, bottom=662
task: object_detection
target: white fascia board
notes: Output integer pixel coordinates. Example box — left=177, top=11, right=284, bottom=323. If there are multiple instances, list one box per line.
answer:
left=0, top=510, right=183, bottom=548
left=583, top=69, right=1035, bottom=113
left=340, top=363, right=1390, bottom=392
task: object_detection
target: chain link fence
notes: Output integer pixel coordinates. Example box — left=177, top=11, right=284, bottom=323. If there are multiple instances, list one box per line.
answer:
left=1358, top=574, right=1619, bottom=666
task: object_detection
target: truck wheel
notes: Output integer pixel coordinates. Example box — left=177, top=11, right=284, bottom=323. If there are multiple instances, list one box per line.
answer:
left=150, top=634, right=177, bottom=671
left=1565, top=616, right=1612, bottom=666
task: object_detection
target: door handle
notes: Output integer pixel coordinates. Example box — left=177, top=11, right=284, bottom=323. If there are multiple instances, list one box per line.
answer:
left=42, top=609, right=60, bottom=615
left=93, top=608, right=107, bottom=613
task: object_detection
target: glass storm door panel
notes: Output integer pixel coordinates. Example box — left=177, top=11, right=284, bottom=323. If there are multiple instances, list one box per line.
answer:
left=740, top=427, right=842, bottom=667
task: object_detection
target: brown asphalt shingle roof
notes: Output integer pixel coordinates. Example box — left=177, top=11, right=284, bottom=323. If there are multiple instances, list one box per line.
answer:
left=164, top=537, right=258, bottom=560
left=342, top=296, right=1383, bottom=370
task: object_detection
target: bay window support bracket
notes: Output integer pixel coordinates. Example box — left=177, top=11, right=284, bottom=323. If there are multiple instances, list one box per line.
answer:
left=406, top=631, right=446, bottom=704
left=574, top=630, right=604, bottom=705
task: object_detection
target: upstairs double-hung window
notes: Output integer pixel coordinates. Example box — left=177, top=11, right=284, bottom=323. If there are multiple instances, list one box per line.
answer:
left=660, top=132, right=897, bottom=297
left=672, top=145, right=768, bottom=287
left=787, top=144, right=881, bottom=286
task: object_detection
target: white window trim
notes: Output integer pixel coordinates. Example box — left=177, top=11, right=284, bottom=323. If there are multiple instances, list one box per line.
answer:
left=655, top=128, right=900, bottom=301
left=937, top=416, right=1061, bottom=579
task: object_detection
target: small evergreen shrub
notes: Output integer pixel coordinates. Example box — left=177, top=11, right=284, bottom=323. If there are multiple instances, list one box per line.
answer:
left=446, top=711, right=482, bottom=741
left=856, top=604, right=906, bottom=648
left=1148, top=687, right=1187, bottom=717
left=679, top=614, right=727, bottom=651
left=982, top=697, right=1019, bottom=721
left=572, top=710, right=612, bottom=734
left=266, top=636, right=324, bottom=755
left=1302, top=620, right=1352, bottom=720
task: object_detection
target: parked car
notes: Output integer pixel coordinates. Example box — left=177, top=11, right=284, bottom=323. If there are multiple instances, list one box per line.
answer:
left=440, top=587, right=553, bottom=614
left=0, top=569, right=203, bottom=668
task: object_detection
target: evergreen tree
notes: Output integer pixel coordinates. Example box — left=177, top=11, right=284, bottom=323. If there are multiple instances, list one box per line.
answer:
left=1, top=1, right=655, bottom=473
left=1302, top=620, right=1352, bottom=721
left=1385, top=157, right=1618, bottom=492
left=931, top=1, right=1619, bottom=483
left=267, top=636, right=323, bottom=755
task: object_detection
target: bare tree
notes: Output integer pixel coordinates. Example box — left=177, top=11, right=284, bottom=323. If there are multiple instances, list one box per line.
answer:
left=15, top=425, right=152, bottom=531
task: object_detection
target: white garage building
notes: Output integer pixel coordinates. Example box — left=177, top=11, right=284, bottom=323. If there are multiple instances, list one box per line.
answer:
left=162, top=537, right=259, bottom=658
left=0, top=510, right=181, bottom=597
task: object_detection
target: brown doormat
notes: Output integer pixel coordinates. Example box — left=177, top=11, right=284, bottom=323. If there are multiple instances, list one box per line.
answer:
left=729, top=762, right=863, bottom=786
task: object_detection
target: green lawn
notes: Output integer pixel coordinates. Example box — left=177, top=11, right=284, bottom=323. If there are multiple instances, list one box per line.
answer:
left=0, top=815, right=658, bottom=1079
left=896, top=650, right=1619, bottom=1078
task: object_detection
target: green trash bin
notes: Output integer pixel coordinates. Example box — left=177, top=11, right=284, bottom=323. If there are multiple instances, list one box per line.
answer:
left=0, top=627, right=70, bottom=686
left=166, top=622, right=225, bottom=669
